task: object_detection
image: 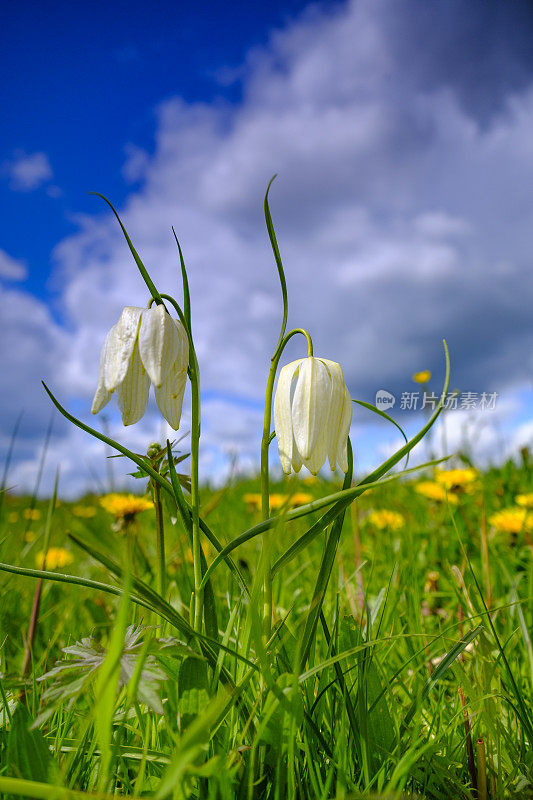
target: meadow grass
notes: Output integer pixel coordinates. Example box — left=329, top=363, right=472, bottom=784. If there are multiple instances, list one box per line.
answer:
left=0, top=456, right=531, bottom=799
left=0, top=187, right=531, bottom=799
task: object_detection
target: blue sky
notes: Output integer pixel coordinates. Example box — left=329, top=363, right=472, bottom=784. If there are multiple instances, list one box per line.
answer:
left=2, top=0, right=533, bottom=496
left=1, top=0, right=315, bottom=302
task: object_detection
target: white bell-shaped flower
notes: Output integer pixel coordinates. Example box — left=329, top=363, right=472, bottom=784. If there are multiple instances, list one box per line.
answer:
left=274, top=356, right=352, bottom=475
left=91, top=305, right=189, bottom=429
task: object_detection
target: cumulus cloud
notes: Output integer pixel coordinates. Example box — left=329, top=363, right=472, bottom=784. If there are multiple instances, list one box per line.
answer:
left=0, top=249, right=27, bottom=281
left=4, top=0, right=533, bottom=495
left=3, top=150, right=53, bottom=191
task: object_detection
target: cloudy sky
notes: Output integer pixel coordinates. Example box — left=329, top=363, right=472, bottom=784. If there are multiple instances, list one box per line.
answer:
left=2, top=0, right=533, bottom=497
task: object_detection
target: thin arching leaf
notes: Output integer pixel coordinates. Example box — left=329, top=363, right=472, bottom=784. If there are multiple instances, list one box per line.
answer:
left=89, top=192, right=163, bottom=307
left=352, top=398, right=410, bottom=467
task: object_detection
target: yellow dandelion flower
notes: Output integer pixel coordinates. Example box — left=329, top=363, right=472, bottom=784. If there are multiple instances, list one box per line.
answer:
left=25, top=531, right=37, bottom=542
left=366, top=509, right=405, bottom=531
left=412, top=370, right=431, bottom=384
left=8, top=512, right=19, bottom=523
left=72, top=505, right=97, bottom=518
left=243, top=493, right=262, bottom=510
left=99, top=493, right=153, bottom=519
left=515, top=493, right=533, bottom=508
left=289, top=492, right=313, bottom=507
left=488, top=508, right=533, bottom=535
left=268, top=494, right=290, bottom=510
left=415, top=481, right=458, bottom=504
left=36, top=547, right=74, bottom=569
left=23, top=508, right=41, bottom=521
left=434, top=468, right=478, bottom=490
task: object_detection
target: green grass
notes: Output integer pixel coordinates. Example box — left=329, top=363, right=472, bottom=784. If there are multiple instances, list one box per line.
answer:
left=0, top=456, right=532, bottom=799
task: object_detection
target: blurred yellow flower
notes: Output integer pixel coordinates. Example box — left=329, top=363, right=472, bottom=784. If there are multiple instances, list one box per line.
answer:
left=243, top=492, right=312, bottom=511
left=366, top=509, right=405, bottom=530
left=289, top=492, right=313, bottom=507
left=36, top=547, right=74, bottom=569
left=100, top=493, right=153, bottom=519
left=488, top=508, right=533, bottom=535
left=72, top=506, right=96, bottom=519
left=243, top=493, right=262, bottom=510
left=268, top=494, right=290, bottom=510
left=515, top=493, right=533, bottom=508
left=415, top=481, right=458, bottom=504
left=412, top=370, right=431, bottom=384
left=23, top=508, right=41, bottom=521
left=8, top=512, right=19, bottom=523
left=72, top=505, right=97, bottom=518
left=434, top=468, right=479, bottom=491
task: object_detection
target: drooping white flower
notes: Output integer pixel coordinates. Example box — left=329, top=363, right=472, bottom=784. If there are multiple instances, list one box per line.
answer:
left=92, top=305, right=189, bottom=429
left=274, top=356, right=352, bottom=475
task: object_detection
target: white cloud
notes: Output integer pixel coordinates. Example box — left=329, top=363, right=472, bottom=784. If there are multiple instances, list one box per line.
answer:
left=4, top=0, right=533, bottom=495
left=4, top=150, right=53, bottom=191
left=0, top=249, right=27, bottom=281
left=375, top=389, right=533, bottom=477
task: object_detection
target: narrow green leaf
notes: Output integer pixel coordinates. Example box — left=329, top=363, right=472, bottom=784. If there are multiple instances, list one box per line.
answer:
left=0, top=775, right=142, bottom=799
left=171, top=227, right=191, bottom=330
left=352, top=398, right=409, bottom=466
left=264, top=175, right=288, bottom=356
left=297, top=440, right=353, bottom=670
left=0, top=410, right=23, bottom=520
left=166, top=440, right=249, bottom=596
left=42, top=382, right=173, bottom=501
left=94, top=568, right=132, bottom=792
left=200, top=455, right=449, bottom=590
left=89, top=192, right=162, bottom=306
left=339, top=617, right=395, bottom=769
left=6, top=704, right=55, bottom=786
left=178, top=657, right=210, bottom=730
left=401, top=624, right=484, bottom=731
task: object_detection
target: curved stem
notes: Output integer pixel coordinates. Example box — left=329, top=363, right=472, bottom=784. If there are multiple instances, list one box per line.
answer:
left=264, top=176, right=288, bottom=356
left=261, top=328, right=315, bottom=515
left=189, top=352, right=203, bottom=631
left=151, top=471, right=166, bottom=601
left=158, top=294, right=203, bottom=632
left=260, top=327, right=314, bottom=638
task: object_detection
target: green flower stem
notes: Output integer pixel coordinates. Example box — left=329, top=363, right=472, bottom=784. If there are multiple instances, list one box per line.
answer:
left=260, top=327, right=314, bottom=638
left=189, top=352, right=203, bottom=632
left=158, top=294, right=203, bottom=633
left=151, top=471, right=166, bottom=601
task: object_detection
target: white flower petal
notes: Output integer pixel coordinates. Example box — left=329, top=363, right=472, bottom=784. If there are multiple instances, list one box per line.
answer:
left=291, top=431, right=303, bottom=473
left=104, top=307, right=143, bottom=392
left=175, top=319, right=190, bottom=372
left=292, top=357, right=330, bottom=462
left=274, top=359, right=302, bottom=475
left=116, top=341, right=150, bottom=426
left=155, top=366, right=188, bottom=430
left=138, top=305, right=180, bottom=387
left=320, top=359, right=348, bottom=471
left=302, top=421, right=328, bottom=475
left=336, top=386, right=353, bottom=473
left=91, top=331, right=113, bottom=414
